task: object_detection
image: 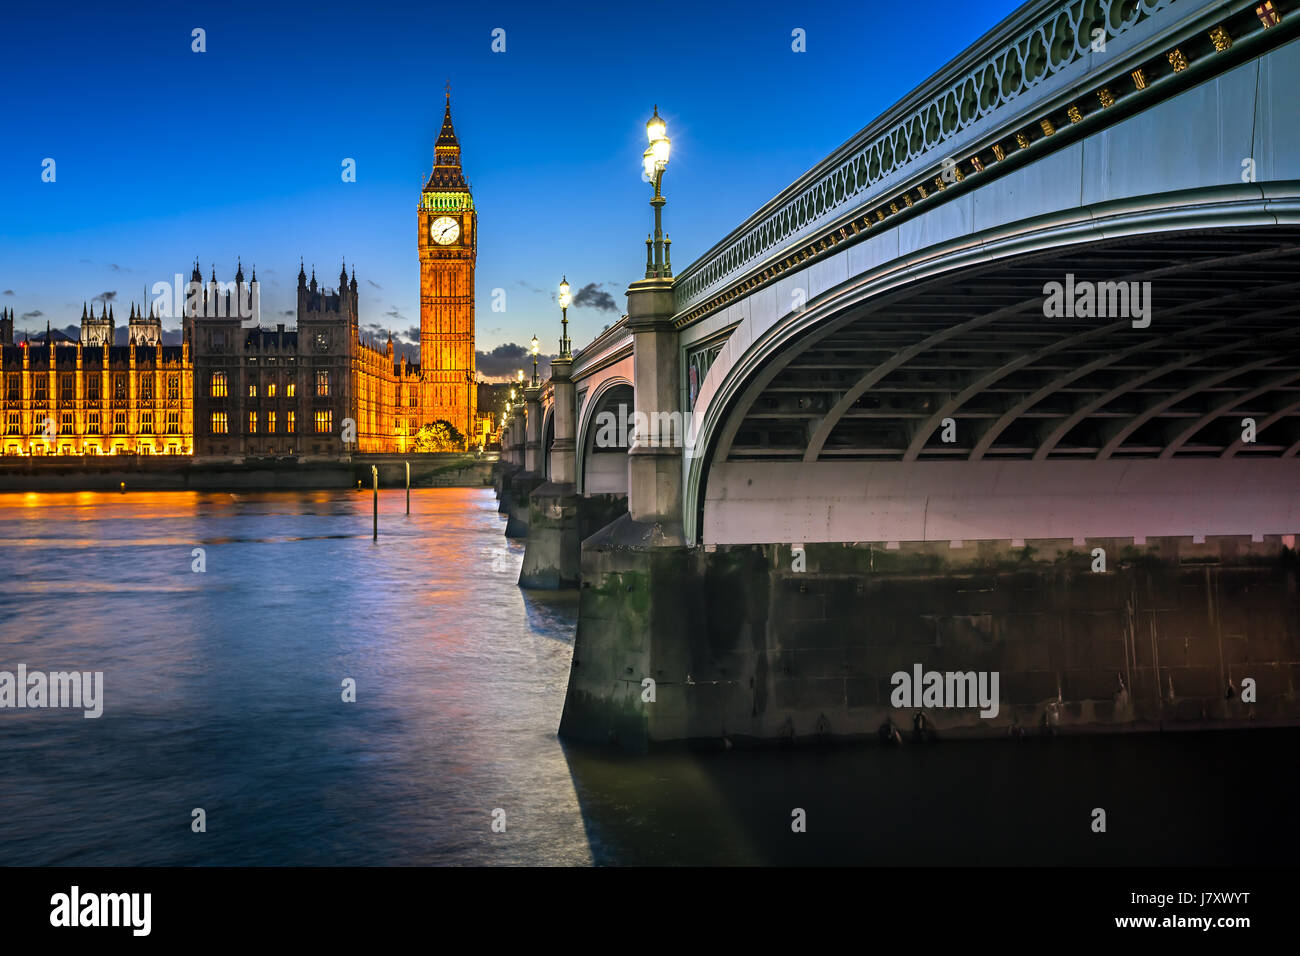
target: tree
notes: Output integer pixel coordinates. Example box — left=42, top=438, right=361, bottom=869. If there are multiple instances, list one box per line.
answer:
left=412, top=419, right=465, bottom=452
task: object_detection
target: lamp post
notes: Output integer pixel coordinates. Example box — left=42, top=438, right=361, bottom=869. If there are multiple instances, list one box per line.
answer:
left=558, top=276, right=571, bottom=357
left=530, top=335, right=540, bottom=386
left=642, top=106, right=672, bottom=279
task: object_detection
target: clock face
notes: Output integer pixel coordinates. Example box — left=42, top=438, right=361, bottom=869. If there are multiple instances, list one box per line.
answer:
left=430, top=216, right=460, bottom=245
left=314, top=332, right=330, bottom=352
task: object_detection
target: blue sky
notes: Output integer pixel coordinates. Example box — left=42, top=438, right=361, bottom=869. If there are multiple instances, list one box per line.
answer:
left=0, top=0, right=1020, bottom=366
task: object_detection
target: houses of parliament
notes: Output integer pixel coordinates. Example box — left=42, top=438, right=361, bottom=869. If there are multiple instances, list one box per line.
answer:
left=0, top=95, right=483, bottom=458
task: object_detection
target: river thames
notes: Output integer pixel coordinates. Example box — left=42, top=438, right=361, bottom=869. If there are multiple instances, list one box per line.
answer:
left=0, top=488, right=1295, bottom=866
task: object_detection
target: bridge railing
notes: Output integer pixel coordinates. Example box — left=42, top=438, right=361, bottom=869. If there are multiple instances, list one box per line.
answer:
left=671, top=0, right=1229, bottom=321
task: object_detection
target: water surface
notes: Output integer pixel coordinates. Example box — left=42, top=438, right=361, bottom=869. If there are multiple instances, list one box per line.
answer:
left=0, top=489, right=1293, bottom=865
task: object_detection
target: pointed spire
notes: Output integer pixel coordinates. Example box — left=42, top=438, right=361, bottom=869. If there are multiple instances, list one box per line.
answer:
left=82, top=303, right=88, bottom=320
left=108, top=304, right=114, bottom=321
left=340, top=258, right=348, bottom=289
left=350, top=268, right=358, bottom=292
left=250, top=263, right=257, bottom=284
left=426, top=82, right=467, bottom=191
left=235, top=257, right=244, bottom=284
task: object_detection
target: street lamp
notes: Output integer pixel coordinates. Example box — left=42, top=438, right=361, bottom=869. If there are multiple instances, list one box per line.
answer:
left=558, top=276, right=571, bottom=357
left=530, top=335, right=540, bottom=385
left=642, top=105, right=672, bottom=279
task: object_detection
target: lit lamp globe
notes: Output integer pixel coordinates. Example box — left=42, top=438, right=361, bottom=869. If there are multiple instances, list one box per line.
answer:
left=646, top=107, right=670, bottom=168
left=558, top=278, right=571, bottom=309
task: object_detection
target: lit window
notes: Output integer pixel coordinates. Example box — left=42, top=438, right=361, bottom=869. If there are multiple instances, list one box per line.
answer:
left=113, top=411, right=126, bottom=435
left=314, top=409, right=332, bottom=434
left=211, top=411, right=228, bottom=435
left=114, top=375, right=126, bottom=401
left=315, top=370, right=330, bottom=397
left=61, top=375, right=74, bottom=402
left=166, top=411, right=178, bottom=435
left=286, top=410, right=295, bottom=433
left=61, top=412, right=73, bottom=434
left=6, top=412, right=19, bottom=435
left=141, top=412, right=153, bottom=434
left=5, top=375, right=18, bottom=402
left=167, top=376, right=179, bottom=401
left=248, top=411, right=257, bottom=434
left=211, top=371, right=228, bottom=398
left=141, top=378, right=154, bottom=401
left=34, top=379, right=47, bottom=402
left=88, top=412, right=100, bottom=434
left=87, top=377, right=100, bottom=401
left=267, top=411, right=276, bottom=434
left=267, top=381, right=276, bottom=398
left=249, top=383, right=257, bottom=398
left=286, top=379, right=296, bottom=398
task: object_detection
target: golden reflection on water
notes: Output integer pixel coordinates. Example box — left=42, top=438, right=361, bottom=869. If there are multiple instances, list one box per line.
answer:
left=0, top=487, right=594, bottom=865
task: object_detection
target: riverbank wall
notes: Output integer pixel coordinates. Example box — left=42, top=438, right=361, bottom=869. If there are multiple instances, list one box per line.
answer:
left=0, top=454, right=495, bottom=492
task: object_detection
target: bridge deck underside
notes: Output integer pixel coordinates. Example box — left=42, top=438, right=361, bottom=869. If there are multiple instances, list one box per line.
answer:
left=725, top=228, right=1300, bottom=464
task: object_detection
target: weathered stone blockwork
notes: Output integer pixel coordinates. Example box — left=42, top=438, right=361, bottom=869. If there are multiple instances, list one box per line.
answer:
left=559, top=534, right=1299, bottom=750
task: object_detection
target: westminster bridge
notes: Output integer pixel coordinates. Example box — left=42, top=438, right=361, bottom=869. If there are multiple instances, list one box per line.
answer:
left=496, top=0, right=1300, bottom=748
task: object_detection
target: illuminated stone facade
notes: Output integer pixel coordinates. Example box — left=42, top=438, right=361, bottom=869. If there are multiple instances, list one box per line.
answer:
left=417, top=92, right=478, bottom=443
left=0, top=306, right=193, bottom=456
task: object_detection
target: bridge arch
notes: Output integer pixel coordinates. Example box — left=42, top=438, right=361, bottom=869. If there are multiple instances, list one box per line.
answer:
left=578, top=378, right=634, bottom=496
left=685, top=188, right=1300, bottom=545
left=540, top=404, right=555, bottom=481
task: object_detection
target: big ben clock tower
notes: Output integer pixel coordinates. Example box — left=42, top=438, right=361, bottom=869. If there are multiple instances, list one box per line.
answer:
left=417, top=90, right=477, bottom=444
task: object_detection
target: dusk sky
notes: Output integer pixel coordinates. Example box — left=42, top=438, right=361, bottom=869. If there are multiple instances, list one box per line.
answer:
left=1, top=0, right=1019, bottom=367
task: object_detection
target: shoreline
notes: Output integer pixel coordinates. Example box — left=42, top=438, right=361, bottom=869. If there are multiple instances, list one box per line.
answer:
left=0, top=453, right=497, bottom=492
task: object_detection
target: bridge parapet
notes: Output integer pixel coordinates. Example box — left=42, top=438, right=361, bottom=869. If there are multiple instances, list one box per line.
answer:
left=672, top=0, right=1283, bottom=324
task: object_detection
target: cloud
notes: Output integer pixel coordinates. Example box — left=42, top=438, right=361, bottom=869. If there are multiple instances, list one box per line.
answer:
left=383, top=306, right=407, bottom=323
left=572, top=282, right=617, bottom=312
left=281, top=310, right=294, bottom=316
left=367, top=280, right=382, bottom=289
left=402, top=326, right=420, bottom=343
left=108, top=263, right=128, bottom=273
left=92, top=291, right=117, bottom=305
left=2, top=290, right=13, bottom=296
left=515, top=279, right=545, bottom=294
left=21, top=310, right=43, bottom=319
left=475, top=342, right=554, bottom=381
